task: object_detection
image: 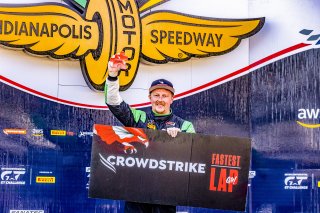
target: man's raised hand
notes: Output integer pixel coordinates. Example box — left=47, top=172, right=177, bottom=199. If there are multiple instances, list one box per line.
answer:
left=108, top=51, right=128, bottom=77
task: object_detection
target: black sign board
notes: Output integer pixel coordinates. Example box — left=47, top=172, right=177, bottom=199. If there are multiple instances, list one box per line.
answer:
left=89, top=125, right=251, bottom=211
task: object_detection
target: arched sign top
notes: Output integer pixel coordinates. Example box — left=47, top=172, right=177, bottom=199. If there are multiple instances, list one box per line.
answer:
left=0, top=0, right=264, bottom=91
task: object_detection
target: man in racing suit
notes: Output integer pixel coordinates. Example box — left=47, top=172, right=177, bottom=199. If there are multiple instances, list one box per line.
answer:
left=105, top=53, right=195, bottom=213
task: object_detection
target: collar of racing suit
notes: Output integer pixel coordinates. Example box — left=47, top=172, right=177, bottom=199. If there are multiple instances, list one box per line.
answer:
left=152, top=109, right=173, bottom=122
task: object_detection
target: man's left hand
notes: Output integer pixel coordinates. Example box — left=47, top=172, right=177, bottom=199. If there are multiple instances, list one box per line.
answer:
left=166, top=127, right=181, bottom=138
left=108, top=52, right=128, bottom=76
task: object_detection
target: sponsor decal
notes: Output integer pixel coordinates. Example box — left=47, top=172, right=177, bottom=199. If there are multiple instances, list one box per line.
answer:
left=50, top=130, right=66, bottom=136
left=284, top=173, right=308, bottom=190
left=0, top=0, right=264, bottom=91
left=66, top=131, right=75, bottom=136
left=249, top=170, right=256, bottom=179
left=3, top=129, right=27, bottom=135
left=297, top=108, right=320, bottom=128
left=147, top=121, right=156, bottom=130
left=209, top=153, right=241, bottom=192
left=99, top=154, right=206, bottom=174
left=78, top=131, right=94, bottom=138
left=1, top=167, right=26, bottom=185
left=38, top=171, right=53, bottom=174
left=85, top=166, right=90, bottom=189
left=165, top=121, right=175, bottom=128
left=32, top=129, right=43, bottom=137
left=36, top=176, right=55, bottom=184
left=9, top=210, right=44, bottom=213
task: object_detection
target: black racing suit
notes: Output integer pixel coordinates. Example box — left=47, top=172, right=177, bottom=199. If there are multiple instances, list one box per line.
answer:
left=107, top=101, right=195, bottom=133
left=105, top=76, right=195, bottom=213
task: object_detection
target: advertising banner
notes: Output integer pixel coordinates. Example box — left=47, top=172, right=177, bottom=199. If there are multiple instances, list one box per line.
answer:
left=89, top=125, right=251, bottom=211
left=1, top=0, right=320, bottom=212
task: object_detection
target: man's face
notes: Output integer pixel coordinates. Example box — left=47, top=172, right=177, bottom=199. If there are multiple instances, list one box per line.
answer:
left=149, top=89, right=174, bottom=114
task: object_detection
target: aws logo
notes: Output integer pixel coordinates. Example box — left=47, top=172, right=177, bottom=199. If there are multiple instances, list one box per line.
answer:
left=297, top=108, right=320, bottom=128
left=0, top=0, right=264, bottom=91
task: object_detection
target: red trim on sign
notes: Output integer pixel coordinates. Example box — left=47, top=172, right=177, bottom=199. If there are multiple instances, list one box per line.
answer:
left=175, top=43, right=310, bottom=98
left=0, top=43, right=311, bottom=109
left=0, top=75, right=108, bottom=109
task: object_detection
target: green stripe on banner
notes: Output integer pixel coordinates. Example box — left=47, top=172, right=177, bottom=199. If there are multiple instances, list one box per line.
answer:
left=73, top=0, right=87, bottom=8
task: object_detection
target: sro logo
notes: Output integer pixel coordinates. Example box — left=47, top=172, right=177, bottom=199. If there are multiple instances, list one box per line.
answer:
left=32, top=129, right=43, bottom=136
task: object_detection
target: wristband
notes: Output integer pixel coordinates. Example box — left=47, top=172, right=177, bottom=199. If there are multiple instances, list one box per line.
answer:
left=107, top=75, right=118, bottom=81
